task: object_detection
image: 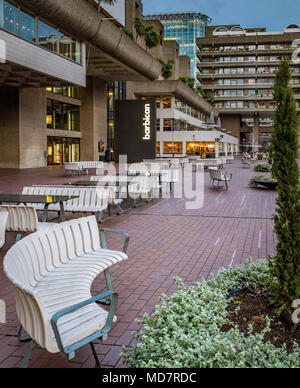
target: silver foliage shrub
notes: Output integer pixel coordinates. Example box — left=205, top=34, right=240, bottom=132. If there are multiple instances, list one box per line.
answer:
left=121, top=260, right=300, bottom=368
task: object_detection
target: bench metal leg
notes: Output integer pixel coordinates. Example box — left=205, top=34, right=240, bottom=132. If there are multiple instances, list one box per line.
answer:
left=133, top=198, right=143, bottom=208
left=18, top=325, right=31, bottom=342
left=42, top=204, right=49, bottom=223
left=21, top=340, right=35, bottom=369
left=59, top=202, right=66, bottom=222
left=90, top=342, right=101, bottom=368
left=98, top=208, right=112, bottom=223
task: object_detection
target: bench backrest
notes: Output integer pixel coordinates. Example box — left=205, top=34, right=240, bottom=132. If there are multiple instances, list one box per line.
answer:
left=22, top=187, right=109, bottom=211
left=3, top=216, right=101, bottom=352
left=0, top=205, right=39, bottom=233
left=0, top=212, right=8, bottom=249
left=209, top=169, right=222, bottom=180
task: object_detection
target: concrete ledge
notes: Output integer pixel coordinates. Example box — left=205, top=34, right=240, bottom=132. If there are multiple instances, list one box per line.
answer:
left=130, top=80, right=220, bottom=118
left=15, top=0, right=162, bottom=81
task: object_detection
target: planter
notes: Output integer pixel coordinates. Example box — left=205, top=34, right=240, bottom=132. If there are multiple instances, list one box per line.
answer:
left=253, top=179, right=278, bottom=190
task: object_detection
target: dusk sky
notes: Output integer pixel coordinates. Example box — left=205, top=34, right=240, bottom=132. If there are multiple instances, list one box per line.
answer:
left=142, top=0, right=300, bottom=31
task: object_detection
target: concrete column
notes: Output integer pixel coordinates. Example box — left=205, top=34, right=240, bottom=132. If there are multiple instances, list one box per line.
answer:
left=215, top=142, right=220, bottom=159
left=253, top=113, right=260, bottom=147
left=80, top=76, right=107, bottom=161
left=224, top=143, right=228, bottom=157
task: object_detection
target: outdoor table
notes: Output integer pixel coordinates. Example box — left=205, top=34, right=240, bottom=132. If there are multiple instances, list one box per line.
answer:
left=65, top=181, right=100, bottom=187
left=0, top=194, right=78, bottom=222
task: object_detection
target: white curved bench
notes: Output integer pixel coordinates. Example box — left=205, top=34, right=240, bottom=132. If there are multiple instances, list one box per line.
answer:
left=4, top=216, right=130, bottom=368
left=22, top=186, right=110, bottom=223
left=0, top=205, right=54, bottom=242
left=0, top=212, right=8, bottom=249
left=65, top=162, right=104, bottom=176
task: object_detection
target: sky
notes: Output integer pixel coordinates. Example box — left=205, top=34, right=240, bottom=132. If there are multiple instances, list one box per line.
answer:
left=142, top=0, right=300, bottom=32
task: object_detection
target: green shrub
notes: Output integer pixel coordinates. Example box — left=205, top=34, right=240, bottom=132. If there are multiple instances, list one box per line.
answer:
left=269, top=59, right=300, bottom=321
left=121, top=261, right=300, bottom=368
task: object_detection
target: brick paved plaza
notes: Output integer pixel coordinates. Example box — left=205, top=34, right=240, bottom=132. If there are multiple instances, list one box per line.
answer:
left=0, top=160, right=278, bottom=368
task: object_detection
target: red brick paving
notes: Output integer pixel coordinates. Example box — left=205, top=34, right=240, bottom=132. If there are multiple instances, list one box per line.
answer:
left=0, top=160, right=279, bottom=368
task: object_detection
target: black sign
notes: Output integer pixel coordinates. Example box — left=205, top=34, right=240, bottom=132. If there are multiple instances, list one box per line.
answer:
left=115, top=100, right=157, bottom=163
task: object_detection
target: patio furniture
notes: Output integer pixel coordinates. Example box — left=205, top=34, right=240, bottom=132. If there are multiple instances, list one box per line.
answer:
left=64, top=163, right=82, bottom=177
left=0, top=194, right=78, bottom=223
left=22, top=187, right=110, bottom=223
left=0, top=205, right=55, bottom=242
left=161, top=168, right=180, bottom=194
left=209, top=169, right=232, bottom=191
left=129, top=175, right=156, bottom=207
left=0, top=212, right=8, bottom=249
left=3, top=215, right=130, bottom=368
left=64, top=162, right=104, bottom=176
left=242, top=159, right=251, bottom=169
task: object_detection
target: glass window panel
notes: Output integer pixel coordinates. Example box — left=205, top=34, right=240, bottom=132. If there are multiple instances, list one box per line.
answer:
left=38, top=20, right=58, bottom=53
left=59, top=32, right=81, bottom=63
left=19, top=10, right=35, bottom=42
left=2, top=0, right=19, bottom=35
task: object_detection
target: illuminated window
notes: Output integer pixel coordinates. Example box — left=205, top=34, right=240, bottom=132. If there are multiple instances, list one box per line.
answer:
left=163, top=142, right=183, bottom=154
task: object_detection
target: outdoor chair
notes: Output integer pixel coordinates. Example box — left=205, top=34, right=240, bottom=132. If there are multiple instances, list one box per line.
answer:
left=3, top=216, right=130, bottom=368
left=242, top=158, right=251, bottom=169
left=0, top=212, right=8, bottom=249
left=209, top=169, right=232, bottom=191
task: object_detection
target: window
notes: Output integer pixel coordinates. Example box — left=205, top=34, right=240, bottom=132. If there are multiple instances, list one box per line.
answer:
left=19, top=10, right=35, bottom=42
left=163, top=119, right=172, bottom=131
left=2, top=1, right=19, bottom=35
left=163, top=142, right=183, bottom=154
left=38, top=20, right=58, bottom=53
left=47, top=99, right=80, bottom=131
left=59, top=33, right=81, bottom=63
left=0, top=1, right=81, bottom=63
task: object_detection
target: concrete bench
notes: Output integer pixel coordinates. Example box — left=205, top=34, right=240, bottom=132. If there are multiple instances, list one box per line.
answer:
left=0, top=205, right=55, bottom=242
left=209, top=169, right=232, bottom=191
left=0, top=212, right=8, bottom=249
left=3, top=215, right=129, bottom=368
left=22, top=186, right=111, bottom=223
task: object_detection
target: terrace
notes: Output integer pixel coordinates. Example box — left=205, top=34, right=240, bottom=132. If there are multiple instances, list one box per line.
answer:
left=0, top=159, right=278, bottom=368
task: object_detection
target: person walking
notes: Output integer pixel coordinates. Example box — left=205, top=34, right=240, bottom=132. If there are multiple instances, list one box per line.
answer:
left=105, top=147, right=111, bottom=163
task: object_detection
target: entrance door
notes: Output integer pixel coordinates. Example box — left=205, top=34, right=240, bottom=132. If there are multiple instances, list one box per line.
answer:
left=47, top=138, right=80, bottom=165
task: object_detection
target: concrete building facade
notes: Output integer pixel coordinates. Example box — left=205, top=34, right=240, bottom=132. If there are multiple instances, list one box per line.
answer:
left=126, top=18, right=238, bottom=159
left=197, top=24, right=300, bottom=150
left=143, top=12, right=211, bottom=81
left=0, top=0, right=162, bottom=169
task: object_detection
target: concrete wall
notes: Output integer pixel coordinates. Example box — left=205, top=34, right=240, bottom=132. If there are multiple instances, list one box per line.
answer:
left=80, top=76, right=107, bottom=161
left=0, top=87, right=48, bottom=169
left=220, top=115, right=241, bottom=140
